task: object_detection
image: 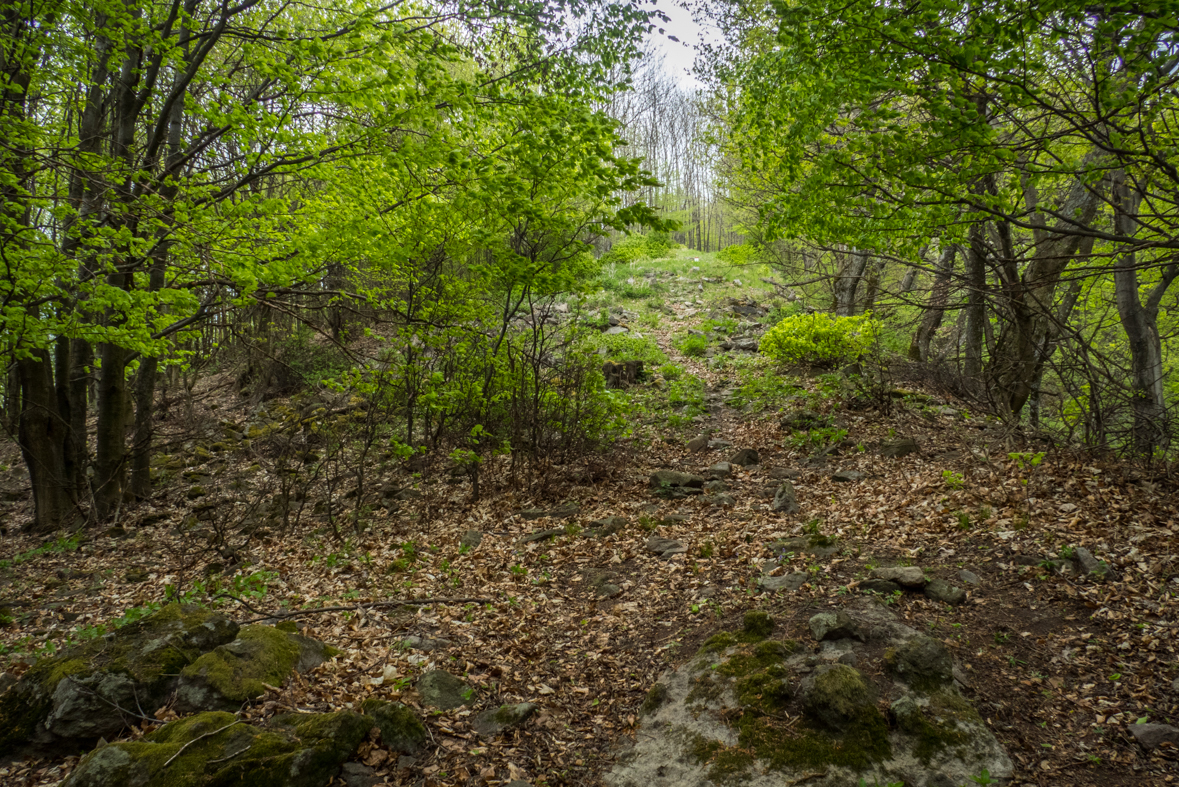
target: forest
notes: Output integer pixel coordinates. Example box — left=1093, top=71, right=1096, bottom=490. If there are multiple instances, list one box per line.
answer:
left=0, top=0, right=1177, bottom=785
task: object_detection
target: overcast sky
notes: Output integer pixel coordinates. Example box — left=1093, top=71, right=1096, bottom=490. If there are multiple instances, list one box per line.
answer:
left=647, top=1, right=706, bottom=88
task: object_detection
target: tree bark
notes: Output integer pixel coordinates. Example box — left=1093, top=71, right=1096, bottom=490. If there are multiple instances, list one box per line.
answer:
left=833, top=248, right=868, bottom=316
left=909, top=245, right=956, bottom=361
left=17, top=353, right=74, bottom=531
left=963, top=224, right=987, bottom=379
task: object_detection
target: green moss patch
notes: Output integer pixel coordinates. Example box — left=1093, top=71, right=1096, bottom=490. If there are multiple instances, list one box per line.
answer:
left=178, top=624, right=315, bottom=708
left=640, top=683, right=670, bottom=716
left=698, top=611, right=776, bottom=657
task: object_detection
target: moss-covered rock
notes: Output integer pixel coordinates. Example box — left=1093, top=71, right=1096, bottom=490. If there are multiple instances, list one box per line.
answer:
left=472, top=702, right=539, bottom=737
left=0, top=605, right=239, bottom=756
left=800, top=663, right=877, bottom=732
left=360, top=699, right=426, bottom=754
left=63, top=709, right=372, bottom=787
left=416, top=670, right=471, bottom=710
left=174, top=625, right=328, bottom=713
left=884, top=634, right=954, bottom=692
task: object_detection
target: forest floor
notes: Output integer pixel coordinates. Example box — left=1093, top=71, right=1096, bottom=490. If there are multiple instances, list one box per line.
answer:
left=1, top=248, right=1178, bottom=787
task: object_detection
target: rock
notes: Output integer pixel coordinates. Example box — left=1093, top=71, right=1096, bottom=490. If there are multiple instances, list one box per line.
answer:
left=704, top=480, right=728, bottom=492
left=460, top=529, right=483, bottom=549
left=871, top=566, right=926, bottom=588
left=589, top=571, right=624, bottom=598
left=879, top=438, right=919, bottom=458
left=885, top=635, right=954, bottom=690
left=649, top=470, right=705, bottom=495
left=809, top=611, right=861, bottom=642
left=759, top=573, right=807, bottom=592
left=766, top=467, right=801, bottom=480
left=646, top=536, right=688, bottom=559
left=729, top=449, right=760, bottom=467
left=707, top=462, right=733, bottom=478
left=472, top=702, right=540, bottom=737
left=771, top=481, right=800, bottom=514
left=770, top=535, right=840, bottom=558
left=607, top=603, right=1011, bottom=787
left=361, top=699, right=426, bottom=754
left=185, top=485, right=206, bottom=499
left=416, top=670, right=471, bottom=710
left=1072, top=547, right=1115, bottom=581
left=801, top=663, right=878, bottom=732
left=707, top=438, right=733, bottom=450
left=1173, top=677, right=1179, bottom=693
left=831, top=469, right=865, bottom=482
left=400, top=636, right=452, bottom=652
left=686, top=434, right=709, bottom=452
left=519, top=508, right=547, bottom=520
left=549, top=502, right=580, bottom=519
left=706, top=493, right=735, bottom=507
left=0, top=605, right=240, bottom=755
left=859, top=579, right=902, bottom=594
left=520, top=528, right=565, bottom=544
left=1011, top=555, right=1045, bottom=567
left=123, top=567, right=149, bottom=583
left=174, top=624, right=330, bottom=713
left=585, top=516, right=627, bottom=538
left=63, top=709, right=372, bottom=787
left=341, top=763, right=379, bottom=787
left=959, top=569, right=981, bottom=585
left=923, top=578, right=967, bottom=606
left=1128, top=723, right=1179, bottom=751
left=604, top=325, right=628, bottom=335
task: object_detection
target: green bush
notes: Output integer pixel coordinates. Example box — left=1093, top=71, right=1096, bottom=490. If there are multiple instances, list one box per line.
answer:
left=760, top=312, right=881, bottom=367
left=586, top=332, right=669, bottom=366
left=600, top=232, right=674, bottom=266
left=716, top=243, right=757, bottom=266
left=676, top=333, right=709, bottom=357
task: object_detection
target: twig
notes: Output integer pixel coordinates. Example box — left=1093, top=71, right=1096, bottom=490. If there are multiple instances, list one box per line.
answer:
left=206, top=741, right=253, bottom=764
left=214, top=595, right=491, bottom=624
left=163, top=721, right=245, bottom=767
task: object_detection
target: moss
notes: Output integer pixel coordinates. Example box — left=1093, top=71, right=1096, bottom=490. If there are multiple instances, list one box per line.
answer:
left=640, top=682, right=669, bottom=716
left=275, top=621, right=298, bottom=633
left=803, top=664, right=875, bottom=731
left=883, top=635, right=954, bottom=692
left=735, top=663, right=792, bottom=713
left=717, top=640, right=789, bottom=678
left=742, top=610, right=774, bottom=639
left=807, top=534, right=836, bottom=548
left=361, top=699, right=425, bottom=754
left=180, top=624, right=301, bottom=703
left=736, top=705, right=891, bottom=772
left=685, top=673, right=726, bottom=706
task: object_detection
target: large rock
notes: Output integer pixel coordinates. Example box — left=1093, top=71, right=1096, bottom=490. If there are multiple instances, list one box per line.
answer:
left=0, top=605, right=239, bottom=755
left=472, top=702, right=540, bottom=737
left=417, top=670, right=471, bottom=710
left=880, top=438, right=919, bottom=458
left=360, top=699, right=427, bottom=754
left=650, top=470, right=705, bottom=498
left=771, top=481, right=800, bottom=514
left=872, top=566, right=927, bottom=588
left=729, top=449, right=760, bottom=467
left=606, top=599, right=1011, bottom=787
left=174, top=623, right=330, bottom=713
left=63, top=709, right=372, bottom=787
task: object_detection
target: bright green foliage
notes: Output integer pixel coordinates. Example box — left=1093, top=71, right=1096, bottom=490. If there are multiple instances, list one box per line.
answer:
left=717, top=244, right=758, bottom=266
left=600, top=232, right=676, bottom=265
left=760, top=313, right=880, bottom=367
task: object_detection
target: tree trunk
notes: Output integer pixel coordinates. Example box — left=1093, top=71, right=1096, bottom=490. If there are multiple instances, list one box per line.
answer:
left=17, top=352, right=74, bottom=532
left=833, top=248, right=868, bottom=316
left=94, top=340, right=129, bottom=519
left=1112, top=172, right=1175, bottom=455
left=909, top=245, right=956, bottom=361
left=963, top=224, right=987, bottom=378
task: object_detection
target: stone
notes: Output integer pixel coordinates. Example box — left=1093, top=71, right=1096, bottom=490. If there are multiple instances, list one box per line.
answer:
left=1072, top=547, right=1115, bottom=580
left=871, top=566, right=926, bottom=588
left=589, top=571, right=624, bottom=598
left=519, top=508, right=547, bottom=520
left=729, top=448, right=760, bottom=467
left=766, top=467, right=801, bottom=480
left=923, top=578, right=967, bottom=606
left=879, top=438, right=919, bottom=458
left=859, top=579, right=902, bottom=594
left=646, top=536, right=688, bottom=559
left=472, top=702, right=540, bottom=737
left=586, top=516, right=627, bottom=537
left=549, top=502, right=580, bottom=519
left=809, top=611, right=860, bottom=642
left=707, top=438, right=733, bottom=450
left=123, top=567, right=149, bottom=583
left=520, top=528, right=565, bottom=544
left=604, top=325, right=628, bottom=335
left=770, top=535, right=840, bottom=558
left=1011, top=555, right=1045, bottom=567
left=959, top=569, right=980, bottom=585
left=174, top=624, right=330, bottom=713
left=460, top=529, right=483, bottom=549
left=771, top=481, right=800, bottom=514
left=400, top=636, right=452, bottom=652
left=686, top=434, right=709, bottom=452
left=831, top=469, right=865, bottom=482
left=707, top=462, right=733, bottom=478
left=707, top=493, right=735, bottom=507
left=63, top=710, right=372, bottom=787
left=886, top=635, right=954, bottom=690
left=649, top=470, right=705, bottom=493
left=759, top=573, right=807, bottom=592
left=341, top=762, right=380, bottom=787
left=185, top=485, right=206, bottom=499
left=361, top=699, right=427, bottom=754
left=1128, top=723, right=1179, bottom=751
left=607, top=603, right=1012, bottom=787
left=0, top=604, right=240, bottom=755
left=704, top=480, right=728, bottom=492
left=416, top=670, right=472, bottom=710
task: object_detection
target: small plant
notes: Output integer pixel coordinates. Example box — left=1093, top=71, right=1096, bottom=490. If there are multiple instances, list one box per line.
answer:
left=676, top=333, right=709, bottom=358
left=658, top=363, right=683, bottom=381
left=942, top=469, right=965, bottom=490
left=955, top=511, right=971, bottom=531
left=510, top=564, right=527, bottom=578
left=760, top=312, right=881, bottom=367
left=699, top=541, right=714, bottom=559
left=802, top=518, right=823, bottom=536
left=993, top=631, right=1009, bottom=645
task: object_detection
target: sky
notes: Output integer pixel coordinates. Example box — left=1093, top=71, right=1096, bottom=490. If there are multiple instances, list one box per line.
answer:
left=647, top=1, right=707, bottom=88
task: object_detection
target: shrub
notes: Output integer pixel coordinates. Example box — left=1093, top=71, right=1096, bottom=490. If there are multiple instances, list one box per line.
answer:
left=600, top=232, right=674, bottom=266
left=717, top=243, right=757, bottom=266
left=760, top=312, right=881, bottom=368
left=676, top=333, right=709, bottom=358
